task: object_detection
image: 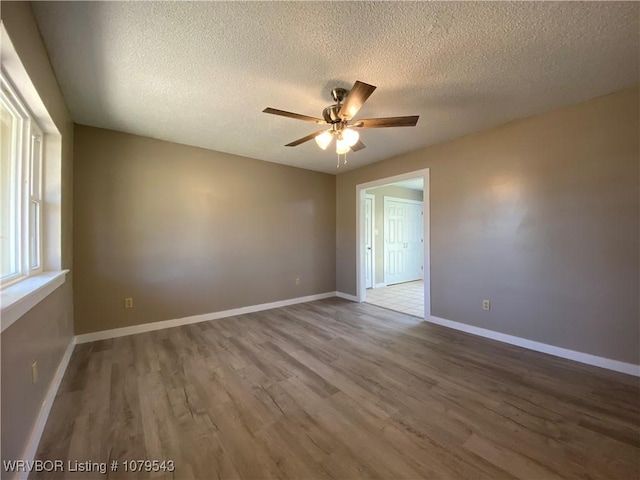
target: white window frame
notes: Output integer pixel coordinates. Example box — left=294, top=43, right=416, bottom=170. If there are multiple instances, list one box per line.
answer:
left=1, top=71, right=44, bottom=286
left=0, top=23, right=67, bottom=333
left=29, top=120, right=44, bottom=272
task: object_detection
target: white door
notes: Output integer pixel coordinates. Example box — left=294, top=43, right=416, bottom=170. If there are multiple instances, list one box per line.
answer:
left=384, top=199, right=406, bottom=285
left=405, top=202, right=424, bottom=281
left=364, top=195, right=375, bottom=289
left=384, top=198, right=423, bottom=285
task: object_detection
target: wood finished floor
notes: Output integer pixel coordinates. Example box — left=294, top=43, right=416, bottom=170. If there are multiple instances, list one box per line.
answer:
left=33, top=299, right=639, bottom=480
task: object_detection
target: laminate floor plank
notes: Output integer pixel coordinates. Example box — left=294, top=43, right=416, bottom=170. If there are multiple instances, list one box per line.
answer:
left=31, top=299, right=639, bottom=479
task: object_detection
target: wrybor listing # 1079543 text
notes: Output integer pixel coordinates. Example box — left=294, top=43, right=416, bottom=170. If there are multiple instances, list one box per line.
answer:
left=3, top=459, right=176, bottom=475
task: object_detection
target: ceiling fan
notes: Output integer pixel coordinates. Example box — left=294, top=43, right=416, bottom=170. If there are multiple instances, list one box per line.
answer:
left=263, top=80, right=419, bottom=165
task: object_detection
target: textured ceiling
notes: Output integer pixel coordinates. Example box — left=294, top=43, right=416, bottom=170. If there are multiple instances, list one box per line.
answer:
left=32, top=1, right=639, bottom=174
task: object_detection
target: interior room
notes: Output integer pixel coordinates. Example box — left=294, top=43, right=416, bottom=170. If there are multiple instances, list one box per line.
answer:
left=363, top=178, right=425, bottom=318
left=1, top=2, right=638, bottom=479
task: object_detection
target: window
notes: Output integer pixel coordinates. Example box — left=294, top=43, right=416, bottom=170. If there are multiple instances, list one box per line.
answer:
left=0, top=24, right=65, bottom=331
left=1, top=72, right=43, bottom=285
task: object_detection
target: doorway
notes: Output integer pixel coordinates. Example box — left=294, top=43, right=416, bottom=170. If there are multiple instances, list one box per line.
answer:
left=356, top=169, right=430, bottom=319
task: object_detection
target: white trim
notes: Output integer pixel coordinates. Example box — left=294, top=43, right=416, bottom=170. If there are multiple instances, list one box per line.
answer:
left=1, top=270, right=68, bottom=332
left=42, top=134, right=62, bottom=271
left=0, top=26, right=59, bottom=135
left=18, top=338, right=75, bottom=479
left=76, top=292, right=337, bottom=344
left=336, top=291, right=359, bottom=302
left=427, top=315, right=640, bottom=377
left=356, top=168, right=431, bottom=320
left=374, top=282, right=387, bottom=288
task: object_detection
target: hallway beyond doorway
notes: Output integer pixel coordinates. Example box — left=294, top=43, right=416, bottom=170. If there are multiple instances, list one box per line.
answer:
left=366, top=280, right=424, bottom=318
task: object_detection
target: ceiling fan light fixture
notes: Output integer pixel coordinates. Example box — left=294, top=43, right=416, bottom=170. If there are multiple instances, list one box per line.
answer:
left=336, top=137, right=350, bottom=154
left=263, top=80, right=419, bottom=159
left=314, top=130, right=332, bottom=150
left=342, top=128, right=359, bottom=147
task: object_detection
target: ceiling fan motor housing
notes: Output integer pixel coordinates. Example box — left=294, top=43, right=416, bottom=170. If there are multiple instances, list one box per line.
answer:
left=331, top=87, right=348, bottom=103
left=322, top=104, right=343, bottom=124
left=322, top=87, right=349, bottom=123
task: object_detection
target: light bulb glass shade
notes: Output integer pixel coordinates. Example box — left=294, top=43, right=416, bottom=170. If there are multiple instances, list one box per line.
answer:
left=336, top=137, right=350, bottom=154
left=342, top=128, right=359, bottom=147
left=314, top=131, right=332, bottom=150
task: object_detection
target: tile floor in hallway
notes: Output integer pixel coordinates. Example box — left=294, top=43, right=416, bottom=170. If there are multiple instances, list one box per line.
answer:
left=365, top=280, right=424, bottom=318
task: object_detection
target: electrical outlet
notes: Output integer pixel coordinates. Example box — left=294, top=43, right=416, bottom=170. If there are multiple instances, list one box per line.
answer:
left=124, top=297, right=133, bottom=308
left=31, top=361, right=38, bottom=384
left=295, top=278, right=301, bottom=285
left=482, top=300, right=491, bottom=311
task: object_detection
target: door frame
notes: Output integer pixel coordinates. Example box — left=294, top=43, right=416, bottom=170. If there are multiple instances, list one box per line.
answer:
left=382, top=196, right=424, bottom=286
left=356, top=168, right=430, bottom=320
left=364, top=193, right=376, bottom=289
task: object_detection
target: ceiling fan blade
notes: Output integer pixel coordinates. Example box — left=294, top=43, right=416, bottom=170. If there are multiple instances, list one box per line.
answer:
left=350, top=139, right=366, bottom=152
left=338, top=81, right=377, bottom=120
left=285, top=129, right=329, bottom=147
left=263, top=107, right=326, bottom=124
left=353, top=116, right=419, bottom=128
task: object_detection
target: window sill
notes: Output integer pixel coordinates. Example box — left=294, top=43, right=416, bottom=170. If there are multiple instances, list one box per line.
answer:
left=1, top=270, right=69, bottom=333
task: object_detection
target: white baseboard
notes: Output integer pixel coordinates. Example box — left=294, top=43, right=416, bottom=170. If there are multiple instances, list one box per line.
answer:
left=75, top=292, right=337, bottom=344
left=18, top=337, right=75, bottom=479
left=336, top=291, right=359, bottom=302
left=374, top=283, right=387, bottom=288
left=427, top=315, right=640, bottom=377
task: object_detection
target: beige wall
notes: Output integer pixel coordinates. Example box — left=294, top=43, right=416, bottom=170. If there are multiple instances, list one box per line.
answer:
left=1, top=285, right=73, bottom=464
left=337, top=86, right=640, bottom=365
left=0, top=1, right=74, bottom=469
left=73, top=126, right=336, bottom=334
left=365, top=185, right=423, bottom=284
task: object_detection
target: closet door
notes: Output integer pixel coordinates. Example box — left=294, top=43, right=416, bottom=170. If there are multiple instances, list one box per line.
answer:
left=384, top=198, right=423, bottom=285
